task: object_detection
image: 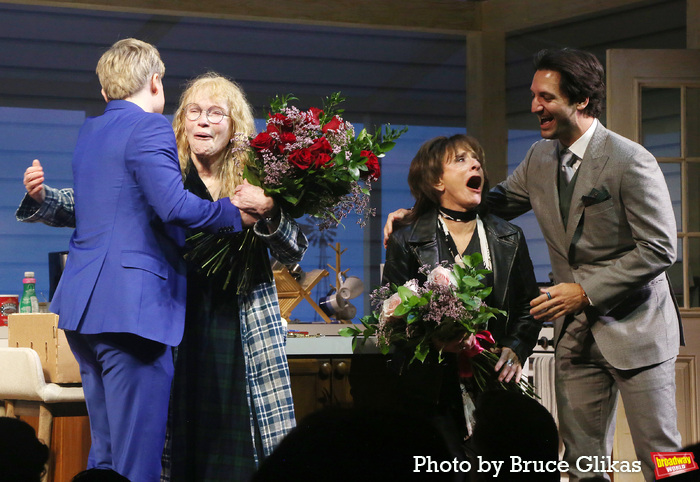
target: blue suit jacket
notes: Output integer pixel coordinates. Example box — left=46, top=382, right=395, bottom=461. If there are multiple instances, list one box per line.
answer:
left=52, top=100, right=241, bottom=346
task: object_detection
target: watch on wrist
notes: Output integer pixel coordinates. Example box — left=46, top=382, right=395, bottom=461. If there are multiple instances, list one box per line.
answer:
left=264, top=209, right=281, bottom=223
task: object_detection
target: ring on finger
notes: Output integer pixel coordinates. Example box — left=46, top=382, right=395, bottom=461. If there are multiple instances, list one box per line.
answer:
left=506, top=359, right=514, bottom=367
left=546, top=291, right=552, bottom=300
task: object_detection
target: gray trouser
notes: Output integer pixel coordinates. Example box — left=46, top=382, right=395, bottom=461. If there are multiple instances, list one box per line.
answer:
left=555, top=320, right=681, bottom=481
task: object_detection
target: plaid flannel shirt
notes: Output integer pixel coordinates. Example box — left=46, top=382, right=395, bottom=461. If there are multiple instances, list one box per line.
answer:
left=16, top=184, right=76, bottom=227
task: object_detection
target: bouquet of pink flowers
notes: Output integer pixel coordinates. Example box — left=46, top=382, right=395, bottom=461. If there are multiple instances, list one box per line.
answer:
left=185, top=93, right=406, bottom=292
left=340, top=254, right=536, bottom=396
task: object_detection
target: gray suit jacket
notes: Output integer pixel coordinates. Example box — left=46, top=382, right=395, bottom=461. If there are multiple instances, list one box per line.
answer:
left=489, top=122, right=681, bottom=370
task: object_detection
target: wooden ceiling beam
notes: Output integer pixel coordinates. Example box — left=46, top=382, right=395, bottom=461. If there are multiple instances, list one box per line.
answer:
left=0, top=0, right=480, bottom=34
left=480, top=0, right=660, bottom=33
left=0, top=0, right=661, bottom=34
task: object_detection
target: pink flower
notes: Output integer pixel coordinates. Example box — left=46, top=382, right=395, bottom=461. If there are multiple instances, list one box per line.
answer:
left=463, top=331, right=495, bottom=358
left=458, top=330, right=496, bottom=377
left=381, top=293, right=402, bottom=320
left=428, top=266, right=456, bottom=287
left=403, top=279, right=419, bottom=293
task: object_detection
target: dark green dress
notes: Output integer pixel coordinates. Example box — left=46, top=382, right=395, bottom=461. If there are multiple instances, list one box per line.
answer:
left=169, top=167, right=259, bottom=481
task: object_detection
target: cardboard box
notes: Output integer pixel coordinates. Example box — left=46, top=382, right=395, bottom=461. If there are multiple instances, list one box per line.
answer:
left=8, top=313, right=81, bottom=384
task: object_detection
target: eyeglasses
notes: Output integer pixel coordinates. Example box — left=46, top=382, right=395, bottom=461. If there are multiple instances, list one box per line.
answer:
left=184, top=104, right=229, bottom=124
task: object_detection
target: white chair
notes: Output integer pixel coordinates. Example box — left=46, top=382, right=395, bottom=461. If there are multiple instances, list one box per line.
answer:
left=0, top=347, right=85, bottom=482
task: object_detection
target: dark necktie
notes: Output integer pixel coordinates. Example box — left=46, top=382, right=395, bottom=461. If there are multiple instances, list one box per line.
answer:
left=560, top=149, right=577, bottom=184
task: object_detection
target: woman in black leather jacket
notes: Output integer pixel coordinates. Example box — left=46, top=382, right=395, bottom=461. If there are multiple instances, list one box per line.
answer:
left=382, top=134, right=542, bottom=442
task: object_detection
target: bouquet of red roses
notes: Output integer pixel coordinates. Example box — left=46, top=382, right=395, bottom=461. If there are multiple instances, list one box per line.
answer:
left=185, top=93, right=406, bottom=292
left=245, top=92, right=406, bottom=229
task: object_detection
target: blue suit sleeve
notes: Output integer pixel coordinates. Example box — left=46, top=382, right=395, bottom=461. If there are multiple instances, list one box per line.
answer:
left=124, top=114, right=242, bottom=233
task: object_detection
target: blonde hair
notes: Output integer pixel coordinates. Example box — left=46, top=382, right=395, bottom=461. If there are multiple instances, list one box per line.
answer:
left=172, top=72, right=256, bottom=198
left=96, top=38, right=165, bottom=100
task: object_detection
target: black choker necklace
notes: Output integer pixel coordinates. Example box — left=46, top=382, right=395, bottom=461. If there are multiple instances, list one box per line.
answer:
left=439, top=207, right=477, bottom=222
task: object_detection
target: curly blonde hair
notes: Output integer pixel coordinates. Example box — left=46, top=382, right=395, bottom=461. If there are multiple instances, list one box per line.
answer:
left=172, top=72, right=256, bottom=198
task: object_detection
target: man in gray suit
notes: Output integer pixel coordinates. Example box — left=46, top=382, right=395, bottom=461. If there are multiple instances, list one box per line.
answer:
left=488, top=48, right=682, bottom=481
left=385, top=48, right=682, bottom=481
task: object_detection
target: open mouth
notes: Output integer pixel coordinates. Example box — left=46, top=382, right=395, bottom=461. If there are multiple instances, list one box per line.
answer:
left=194, top=133, right=212, bottom=140
left=539, top=114, right=554, bottom=127
left=466, top=175, right=482, bottom=190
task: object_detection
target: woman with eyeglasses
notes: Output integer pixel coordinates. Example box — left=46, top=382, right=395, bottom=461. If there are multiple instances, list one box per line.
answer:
left=167, top=72, right=307, bottom=481
left=17, top=72, right=307, bottom=481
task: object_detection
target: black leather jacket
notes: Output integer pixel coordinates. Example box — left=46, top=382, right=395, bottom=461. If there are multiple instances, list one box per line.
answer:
left=383, top=209, right=542, bottom=363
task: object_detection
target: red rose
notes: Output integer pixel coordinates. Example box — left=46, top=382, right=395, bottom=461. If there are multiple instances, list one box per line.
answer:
left=269, top=113, right=294, bottom=132
left=308, top=107, right=324, bottom=126
left=308, top=137, right=332, bottom=154
left=288, top=148, right=315, bottom=170
left=361, top=150, right=381, bottom=180
left=322, top=116, right=343, bottom=133
left=279, top=132, right=297, bottom=147
left=314, top=153, right=333, bottom=169
left=250, top=132, right=276, bottom=151
left=302, top=139, right=333, bottom=168
left=266, top=122, right=280, bottom=135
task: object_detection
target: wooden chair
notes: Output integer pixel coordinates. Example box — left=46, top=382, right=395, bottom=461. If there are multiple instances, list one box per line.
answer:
left=0, top=347, right=85, bottom=482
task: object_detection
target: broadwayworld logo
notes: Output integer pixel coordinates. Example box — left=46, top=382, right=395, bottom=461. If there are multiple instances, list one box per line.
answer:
left=652, top=452, right=699, bottom=479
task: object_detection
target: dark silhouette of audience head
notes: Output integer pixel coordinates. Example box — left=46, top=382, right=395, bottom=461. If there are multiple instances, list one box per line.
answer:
left=0, top=416, right=49, bottom=482
left=71, top=468, right=131, bottom=481
left=664, top=442, right=700, bottom=481
left=469, top=390, right=560, bottom=481
left=253, top=406, right=461, bottom=481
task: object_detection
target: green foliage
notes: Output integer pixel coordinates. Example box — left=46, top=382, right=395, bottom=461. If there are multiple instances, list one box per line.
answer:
left=338, top=253, right=537, bottom=398
left=269, top=93, right=297, bottom=113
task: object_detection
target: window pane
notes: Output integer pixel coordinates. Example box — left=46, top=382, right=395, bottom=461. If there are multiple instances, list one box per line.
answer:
left=660, top=163, right=681, bottom=230
left=689, top=162, right=700, bottom=232
left=687, top=87, right=700, bottom=158
left=669, top=241, right=684, bottom=308
left=641, top=87, right=681, bottom=157
left=689, top=238, right=700, bottom=308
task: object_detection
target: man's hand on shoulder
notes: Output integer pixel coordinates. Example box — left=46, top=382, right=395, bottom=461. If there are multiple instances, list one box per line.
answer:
left=383, top=208, right=412, bottom=248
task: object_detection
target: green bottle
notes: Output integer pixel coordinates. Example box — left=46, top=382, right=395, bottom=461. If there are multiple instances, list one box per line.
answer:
left=19, top=271, right=38, bottom=313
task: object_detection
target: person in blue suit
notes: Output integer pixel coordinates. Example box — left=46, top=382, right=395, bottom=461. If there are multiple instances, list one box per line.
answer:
left=49, top=38, right=261, bottom=482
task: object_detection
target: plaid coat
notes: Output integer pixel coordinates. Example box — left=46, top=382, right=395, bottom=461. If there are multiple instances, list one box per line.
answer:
left=245, top=210, right=306, bottom=459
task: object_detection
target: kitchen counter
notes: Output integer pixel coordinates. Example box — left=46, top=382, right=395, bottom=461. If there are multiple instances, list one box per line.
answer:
left=285, top=323, right=381, bottom=356
left=1, top=323, right=372, bottom=354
